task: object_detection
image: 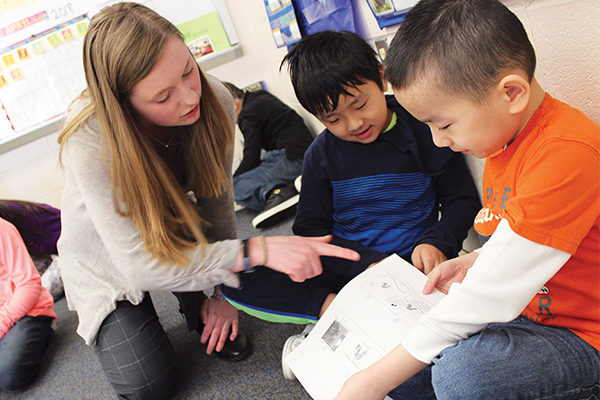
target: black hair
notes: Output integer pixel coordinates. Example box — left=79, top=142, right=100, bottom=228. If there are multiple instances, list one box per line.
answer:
left=221, top=81, right=245, bottom=99
left=384, top=0, right=536, bottom=102
left=281, top=30, right=383, bottom=116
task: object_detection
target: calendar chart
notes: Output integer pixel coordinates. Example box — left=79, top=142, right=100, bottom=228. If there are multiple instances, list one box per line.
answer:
left=0, top=0, right=240, bottom=152
left=0, top=15, right=88, bottom=141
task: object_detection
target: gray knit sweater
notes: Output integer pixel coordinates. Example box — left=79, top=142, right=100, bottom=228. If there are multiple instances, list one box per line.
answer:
left=57, top=75, right=241, bottom=345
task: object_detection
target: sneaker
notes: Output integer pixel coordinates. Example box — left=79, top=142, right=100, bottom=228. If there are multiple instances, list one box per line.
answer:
left=41, top=256, right=64, bottom=301
left=294, top=175, right=302, bottom=193
left=252, top=185, right=299, bottom=229
left=281, top=324, right=314, bottom=380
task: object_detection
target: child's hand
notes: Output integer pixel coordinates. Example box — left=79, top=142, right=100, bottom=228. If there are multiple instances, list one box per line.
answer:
left=334, top=369, right=388, bottom=400
left=411, top=244, right=447, bottom=274
left=423, top=252, right=479, bottom=294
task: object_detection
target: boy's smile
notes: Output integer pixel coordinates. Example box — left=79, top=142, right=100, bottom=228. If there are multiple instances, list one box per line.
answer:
left=318, top=81, right=392, bottom=144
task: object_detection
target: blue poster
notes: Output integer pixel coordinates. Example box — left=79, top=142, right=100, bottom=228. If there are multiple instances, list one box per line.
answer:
left=366, top=0, right=417, bottom=29
left=264, top=0, right=302, bottom=48
left=292, top=0, right=357, bottom=35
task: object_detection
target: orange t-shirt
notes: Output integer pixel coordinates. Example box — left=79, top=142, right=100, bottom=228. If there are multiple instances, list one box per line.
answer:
left=474, top=94, right=600, bottom=350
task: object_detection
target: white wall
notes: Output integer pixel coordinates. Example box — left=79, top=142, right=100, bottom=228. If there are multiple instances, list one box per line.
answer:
left=0, top=131, right=63, bottom=206
left=1, top=0, right=598, bottom=207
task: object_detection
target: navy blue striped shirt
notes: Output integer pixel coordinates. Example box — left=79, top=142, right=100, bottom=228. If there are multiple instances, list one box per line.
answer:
left=293, top=95, right=480, bottom=275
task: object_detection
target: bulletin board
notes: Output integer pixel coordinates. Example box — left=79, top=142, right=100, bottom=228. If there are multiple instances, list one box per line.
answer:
left=264, top=0, right=302, bottom=48
left=0, top=0, right=241, bottom=154
left=366, top=0, right=417, bottom=28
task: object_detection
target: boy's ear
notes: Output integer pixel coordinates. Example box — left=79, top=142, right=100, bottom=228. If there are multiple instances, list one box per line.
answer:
left=382, top=78, right=390, bottom=93
left=497, top=73, right=530, bottom=115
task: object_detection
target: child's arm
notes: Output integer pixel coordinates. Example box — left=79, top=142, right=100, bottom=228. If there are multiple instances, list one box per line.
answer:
left=292, top=144, right=334, bottom=237
left=0, top=219, right=44, bottom=338
left=415, top=153, right=481, bottom=260
left=334, top=344, right=427, bottom=400
left=405, top=219, right=569, bottom=362
left=335, top=219, right=570, bottom=399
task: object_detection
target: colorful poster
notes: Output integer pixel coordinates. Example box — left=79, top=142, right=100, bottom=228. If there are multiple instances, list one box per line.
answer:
left=264, top=0, right=301, bottom=48
left=0, top=0, right=239, bottom=148
left=0, top=15, right=88, bottom=135
left=0, top=10, right=47, bottom=37
left=177, top=11, right=231, bottom=60
left=366, top=0, right=417, bottom=28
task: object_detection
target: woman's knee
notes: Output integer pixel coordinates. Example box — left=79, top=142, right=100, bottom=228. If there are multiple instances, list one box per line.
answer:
left=96, top=334, right=177, bottom=400
left=114, top=367, right=177, bottom=400
left=95, top=298, right=178, bottom=399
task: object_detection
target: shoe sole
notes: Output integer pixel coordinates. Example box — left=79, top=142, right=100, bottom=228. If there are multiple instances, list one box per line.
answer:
left=214, top=342, right=252, bottom=362
left=252, top=194, right=299, bottom=229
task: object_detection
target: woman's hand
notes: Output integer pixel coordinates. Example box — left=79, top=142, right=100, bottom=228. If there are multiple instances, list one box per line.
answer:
left=423, top=252, right=479, bottom=295
left=200, top=295, right=238, bottom=355
left=259, top=235, right=360, bottom=282
left=411, top=244, right=447, bottom=274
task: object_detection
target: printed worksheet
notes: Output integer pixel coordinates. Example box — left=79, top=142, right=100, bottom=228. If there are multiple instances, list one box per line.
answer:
left=285, top=254, right=445, bottom=400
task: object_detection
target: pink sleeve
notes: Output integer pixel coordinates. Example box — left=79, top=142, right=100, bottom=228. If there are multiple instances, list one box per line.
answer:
left=0, top=219, right=43, bottom=338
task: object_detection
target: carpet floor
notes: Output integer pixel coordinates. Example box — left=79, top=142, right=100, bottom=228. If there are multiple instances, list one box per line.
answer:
left=4, top=207, right=313, bottom=400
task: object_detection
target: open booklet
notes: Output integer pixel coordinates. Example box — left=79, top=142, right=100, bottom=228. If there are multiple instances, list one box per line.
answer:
left=284, top=254, right=445, bottom=400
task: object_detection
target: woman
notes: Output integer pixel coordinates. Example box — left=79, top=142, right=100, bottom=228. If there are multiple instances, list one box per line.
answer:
left=57, top=3, right=358, bottom=399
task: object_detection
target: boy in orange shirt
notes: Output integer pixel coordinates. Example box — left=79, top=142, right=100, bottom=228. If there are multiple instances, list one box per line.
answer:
left=334, top=0, right=600, bottom=399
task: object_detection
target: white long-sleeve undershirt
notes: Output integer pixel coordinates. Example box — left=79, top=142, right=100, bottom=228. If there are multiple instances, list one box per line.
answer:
left=402, top=219, right=570, bottom=363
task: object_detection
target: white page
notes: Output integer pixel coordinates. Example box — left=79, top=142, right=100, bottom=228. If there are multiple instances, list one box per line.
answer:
left=285, top=254, right=445, bottom=400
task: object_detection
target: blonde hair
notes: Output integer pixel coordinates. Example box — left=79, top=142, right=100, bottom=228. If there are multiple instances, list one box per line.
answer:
left=59, top=2, right=233, bottom=265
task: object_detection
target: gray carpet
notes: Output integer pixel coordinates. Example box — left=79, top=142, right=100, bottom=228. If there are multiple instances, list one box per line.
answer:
left=4, top=208, right=312, bottom=399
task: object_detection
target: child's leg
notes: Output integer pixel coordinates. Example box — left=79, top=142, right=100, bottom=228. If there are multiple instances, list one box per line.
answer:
left=221, top=264, right=348, bottom=324
left=233, top=149, right=302, bottom=210
left=430, top=317, right=600, bottom=400
left=0, top=315, right=53, bottom=390
left=94, top=295, right=177, bottom=400
left=387, top=366, right=436, bottom=400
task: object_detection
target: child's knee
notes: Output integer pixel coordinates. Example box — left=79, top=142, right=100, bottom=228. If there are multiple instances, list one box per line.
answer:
left=0, top=363, right=35, bottom=391
left=432, top=355, right=494, bottom=400
left=0, top=373, right=21, bottom=391
left=430, top=335, right=516, bottom=399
